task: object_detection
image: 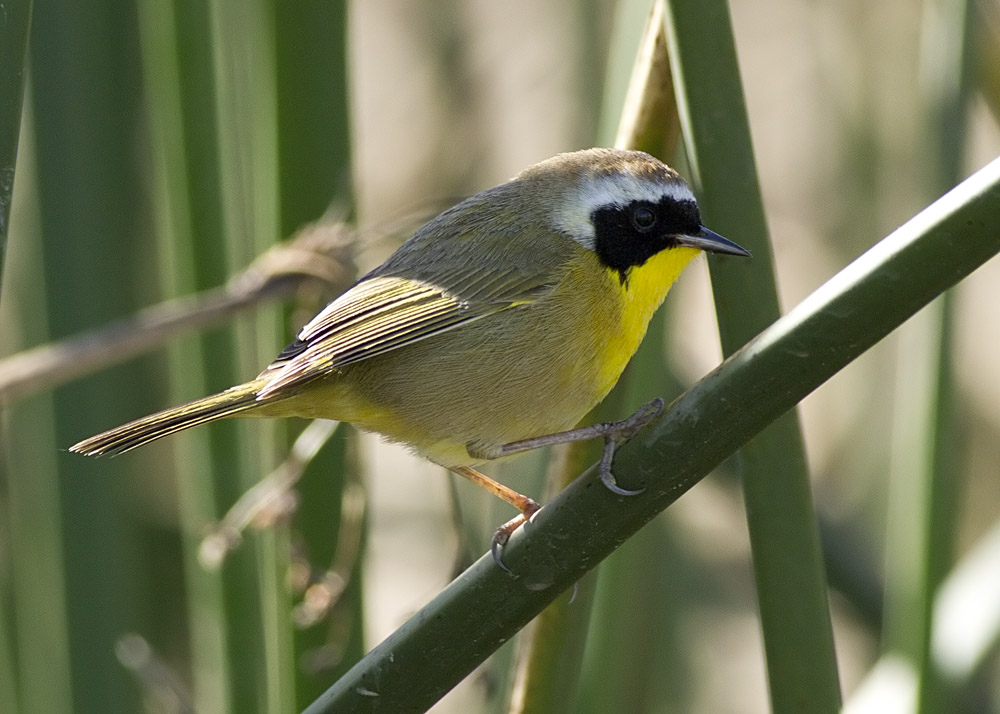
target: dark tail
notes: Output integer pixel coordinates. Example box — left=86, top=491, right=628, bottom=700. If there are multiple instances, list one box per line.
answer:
left=70, top=380, right=268, bottom=456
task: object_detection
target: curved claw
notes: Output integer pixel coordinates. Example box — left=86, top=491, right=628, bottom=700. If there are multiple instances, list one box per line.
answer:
left=599, top=439, right=645, bottom=495
left=596, top=399, right=663, bottom=497
left=600, top=469, right=645, bottom=496
left=491, top=529, right=516, bottom=574
left=490, top=500, right=541, bottom=574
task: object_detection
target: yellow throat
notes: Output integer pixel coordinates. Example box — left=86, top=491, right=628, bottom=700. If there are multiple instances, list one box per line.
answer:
left=596, top=245, right=701, bottom=394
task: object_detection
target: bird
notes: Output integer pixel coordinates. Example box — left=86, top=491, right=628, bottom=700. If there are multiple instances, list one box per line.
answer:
left=71, top=147, right=750, bottom=568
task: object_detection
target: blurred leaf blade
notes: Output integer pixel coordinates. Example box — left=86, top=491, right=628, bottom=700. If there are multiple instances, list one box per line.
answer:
left=845, top=516, right=1000, bottom=714
left=931, top=518, right=1000, bottom=683
left=506, top=579, right=598, bottom=714
left=137, top=1, right=244, bottom=711
left=141, top=1, right=293, bottom=711
left=25, top=2, right=156, bottom=712
left=275, top=1, right=353, bottom=234
left=882, top=2, right=975, bottom=713
left=0, top=0, right=33, bottom=297
left=0, top=1, right=34, bottom=709
left=207, top=2, right=291, bottom=712
left=579, top=514, right=694, bottom=714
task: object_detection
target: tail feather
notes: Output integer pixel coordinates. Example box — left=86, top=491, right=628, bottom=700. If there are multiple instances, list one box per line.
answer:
left=70, top=380, right=269, bottom=456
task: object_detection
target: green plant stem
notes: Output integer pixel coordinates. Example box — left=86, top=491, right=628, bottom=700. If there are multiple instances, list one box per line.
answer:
left=301, top=152, right=1000, bottom=714
left=661, top=1, right=842, bottom=711
left=28, top=3, right=153, bottom=713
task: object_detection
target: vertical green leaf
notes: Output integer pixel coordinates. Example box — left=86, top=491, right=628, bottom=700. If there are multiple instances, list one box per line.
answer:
left=206, top=3, right=290, bottom=713
left=0, top=9, right=33, bottom=701
left=137, top=2, right=242, bottom=712
left=662, top=1, right=843, bottom=712
left=25, top=2, right=154, bottom=712
left=882, top=2, right=974, bottom=713
left=275, top=1, right=352, bottom=234
left=143, top=2, right=290, bottom=712
left=271, top=3, right=362, bottom=705
left=0, top=0, right=33, bottom=296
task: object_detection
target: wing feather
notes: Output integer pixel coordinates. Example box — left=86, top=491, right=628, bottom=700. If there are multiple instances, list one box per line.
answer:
left=257, top=271, right=557, bottom=398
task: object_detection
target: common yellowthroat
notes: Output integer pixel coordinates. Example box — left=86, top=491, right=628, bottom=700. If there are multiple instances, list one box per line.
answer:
left=71, top=148, right=749, bottom=565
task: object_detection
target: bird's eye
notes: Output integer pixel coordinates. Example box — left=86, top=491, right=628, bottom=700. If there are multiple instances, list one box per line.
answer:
left=630, top=205, right=657, bottom=232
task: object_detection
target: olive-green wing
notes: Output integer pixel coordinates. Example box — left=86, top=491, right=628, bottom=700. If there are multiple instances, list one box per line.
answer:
left=256, top=270, right=557, bottom=398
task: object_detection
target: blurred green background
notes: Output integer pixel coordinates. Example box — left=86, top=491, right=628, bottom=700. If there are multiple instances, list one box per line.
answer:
left=2, top=0, right=1000, bottom=713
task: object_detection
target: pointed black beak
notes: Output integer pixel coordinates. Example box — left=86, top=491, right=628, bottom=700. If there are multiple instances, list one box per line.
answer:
left=676, top=226, right=751, bottom=257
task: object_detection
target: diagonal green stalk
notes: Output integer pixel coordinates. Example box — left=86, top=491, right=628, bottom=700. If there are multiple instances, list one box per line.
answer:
left=662, top=1, right=842, bottom=711
left=301, top=149, right=1000, bottom=714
